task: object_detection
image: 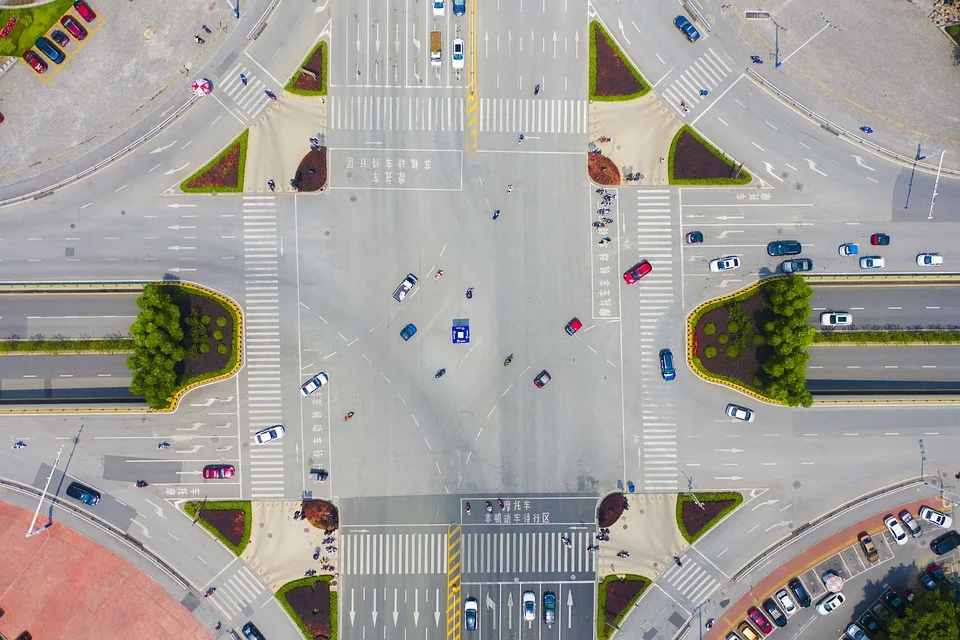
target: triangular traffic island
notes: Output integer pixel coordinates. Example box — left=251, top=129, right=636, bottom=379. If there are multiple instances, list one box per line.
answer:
left=590, top=21, right=648, bottom=101
left=676, top=492, right=743, bottom=543
left=184, top=500, right=252, bottom=555
left=670, top=126, right=753, bottom=185
left=286, top=41, right=328, bottom=97
left=292, top=147, right=328, bottom=192
left=278, top=575, right=336, bottom=640
left=597, top=575, right=651, bottom=640
left=180, top=131, right=249, bottom=193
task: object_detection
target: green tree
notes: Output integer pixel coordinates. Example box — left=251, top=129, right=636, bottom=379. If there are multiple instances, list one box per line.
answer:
left=887, top=586, right=960, bottom=640
left=760, top=276, right=814, bottom=407
left=126, top=285, right=185, bottom=408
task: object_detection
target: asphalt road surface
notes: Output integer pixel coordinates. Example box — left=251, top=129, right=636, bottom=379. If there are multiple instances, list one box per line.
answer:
left=0, top=354, right=135, bottom=402
left=811, top=285, right=960, bottom=328
left=0, top=292, right=139, bottom=339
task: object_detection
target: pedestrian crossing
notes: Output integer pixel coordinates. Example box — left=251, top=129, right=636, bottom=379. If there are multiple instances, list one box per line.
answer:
left=329, top=95, right=465, bottom=131
left=633, top=189, right=675, bottom=314
left=479, top=98, right=589, bottom=134
left=341, top=531, right=448, bottom=575
left=206, top=564, right=269, bottom=618
left=220, top=62, right=274, bottom=121
left=660, top=48, right=733, bottom=113
left=659, top=553, right=721, bottom=607
left=242, top=196, right=285, bottom=499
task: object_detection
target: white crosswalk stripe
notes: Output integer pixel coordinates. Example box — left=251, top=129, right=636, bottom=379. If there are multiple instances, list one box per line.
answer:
left=341, top=532, right=448, bottom=575
left=223, top=63, right=273, bottom=120
left=206, top=564, right=269, bottom=618
left=329, top=95, right=465, bottom=131
left=660, top=48, right=733, bottom=112
left=660, top=554, right=722, bottom=607
left=242, top=196, right=285, bottom=499
left=463, top=530, right=596, bottom=575
left=479, top=98, right=588, bottom=134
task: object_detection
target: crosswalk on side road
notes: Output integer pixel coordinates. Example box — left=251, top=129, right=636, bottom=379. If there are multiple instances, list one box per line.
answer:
left=660, top=48, right=733, bottom=113
left=658, top=552, right=722, bottom=608
left=220, top=62, right=274, bottom=121
left=329, top=95, right=465, bottom=131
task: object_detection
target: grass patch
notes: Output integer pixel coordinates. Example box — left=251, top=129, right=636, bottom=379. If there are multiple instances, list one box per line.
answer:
left=597, top=574, right=650, bottom=640
left=0, top=0, right=76, bottom=57
left=946, top=24, right=960, bottom=46
left=589, top=21, right=648, bottom=100
left=277, top=575, right=337, bottom=640
left=814, top=328, right=960, bottom=344
left=180, top=130, right=249, bottom=193
left=669, top=126, right=752, bottom=186
left=676, top=492, right=743, bottom=543
left=286, top=40, right=328, bottom=96
left=184, top=500, right=252, bottom=555
left=0, top=335, right=132, bottom=354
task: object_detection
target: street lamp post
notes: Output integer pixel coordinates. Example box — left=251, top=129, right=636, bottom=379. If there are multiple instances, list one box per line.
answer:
left=681, top=471, right=706, bottom=511
left=25, top=444, right=64, bottom=537
left=927, top=150, right=946, bottom=220
left=772, top=20, right=787, bottom=68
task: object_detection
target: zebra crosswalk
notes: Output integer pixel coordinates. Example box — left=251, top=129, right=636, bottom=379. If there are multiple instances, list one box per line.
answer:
left=341, top=531, right=448, bottom=575
left=205, top=564, right=269, bottom=619
left=220, top=62, right=275, bottom=121
left=660, top=48, right=733, bottom=113
left=658, top=552, right=722, bottom=608
left=479, top=98, right=589, bottom=134
left=329, top=95, right=465, bottom=131
left=241, top=196, right=285, bottom=499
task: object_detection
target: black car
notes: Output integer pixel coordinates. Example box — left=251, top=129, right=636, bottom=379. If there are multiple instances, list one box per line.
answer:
left=65, top=481, right=100, bottom=506
left=782, top=258, right=813, bottom=273
left=882, top=589, right=906, bottom=617
left=51, top=29, right=70, bottom=47
left=920, top=572, right=938, bottom=590
left=762, top=598, right=787, bottom=627
left=931, top=530, right=960, bottom=555
left=788, top=577, right=811, bottom=608
left=241, top=622, right=266, bottom=640
left=858, top=611, right=881, bottom=634
left=767, top=240, right=802, bottom=256
left=927, top=562, right=946, bottom=584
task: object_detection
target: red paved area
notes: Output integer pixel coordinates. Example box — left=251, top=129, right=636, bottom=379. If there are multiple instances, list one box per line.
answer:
left=706, top=496, right=937, bottom=639
left=0, top=502, right=210, bottom=640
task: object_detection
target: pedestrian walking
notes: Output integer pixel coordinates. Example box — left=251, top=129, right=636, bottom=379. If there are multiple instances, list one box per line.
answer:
left=674, top=555, right=683, bottom=567
left=201, top=24, right=212, bottom=33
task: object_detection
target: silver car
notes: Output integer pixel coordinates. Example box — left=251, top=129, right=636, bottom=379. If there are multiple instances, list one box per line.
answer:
left=725, top=403, right=755, bottom=422
left=254, top=424, right=285, bottom=444
left=522, top=591, right=535, bottom=621
left=393, top=273, right=419, bottom=302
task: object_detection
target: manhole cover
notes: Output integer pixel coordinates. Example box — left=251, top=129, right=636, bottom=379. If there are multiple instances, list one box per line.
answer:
left=143, top=27, right=155, bottom=40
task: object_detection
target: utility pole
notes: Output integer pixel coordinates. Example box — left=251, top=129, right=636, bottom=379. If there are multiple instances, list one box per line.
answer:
left=928, top=150, right=946, bottom=220
left=681, top=471, right=706, bottom=511
left=26, top=444, right=64, bottom=537
left=919, top=439, right=926, bottom=483
left=772, top=20, right=787, bottom=68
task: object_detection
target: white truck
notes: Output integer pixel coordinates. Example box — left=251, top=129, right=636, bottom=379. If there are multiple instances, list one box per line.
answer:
left=430, top=31, right=441, bottom=67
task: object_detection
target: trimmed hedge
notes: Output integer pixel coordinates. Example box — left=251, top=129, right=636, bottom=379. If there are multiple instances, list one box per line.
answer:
left=179, top=130, right=249, bottom=193
left=668, top=125, right=753, bottom=186
left=183, top=500, right=252, bottom=556
left=814, top=328, right=960, bottom=345
left=0, top=335, right=132, bottom=354
left=286, top=40, right=328, bottom=96
left=589, top=21, right=650, bottom=101
left=276, top=575, right=338, bottom=640
left=675, top=492, right=743, bottom=543
left=597, top=574, right=650, bottom=640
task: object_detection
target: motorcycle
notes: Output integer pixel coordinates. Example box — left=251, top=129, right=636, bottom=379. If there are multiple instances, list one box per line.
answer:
left=601, top=218, right=614, bottom=224
left=592, top=221, right=607, bottom=229
left=157, top=442, right=170, bottom=450
left=135, top=480, right=148, bottom=488
left=504, top=354, right=514, bottom=366
left=434, top=269, right=444, bottom=280
left=465, top=502, right=472, bottom=513
left=751, top=55, right=763, bottom=64
left=485, top=501, right=494, bottom=513
left=12, top=441, right=26, bottom=450
left=305, top=569, right=317, bottom=577
left=465, top=288, right=474, bottom=299
left=435, top=369, right=447, bottom=378
left=561, top=537, right=572, bottom=549
left=598, top=237, right=612, bottom=246
left=598, top=136, right=611, bottom=143
left=534, top=84, right=540, bottom=96
left=492, top=209, right=500, bottom=220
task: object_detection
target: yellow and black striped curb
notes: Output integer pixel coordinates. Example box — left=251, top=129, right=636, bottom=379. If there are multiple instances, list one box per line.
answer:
left=0, top=282, right=148, bottom=293
left=464, top=0, right=478, bottom=156
left=807, top=274, right=960, bottom=285
left=446, top=523, right=463, bottom=640
left=814, top=397, right=960, bottom=405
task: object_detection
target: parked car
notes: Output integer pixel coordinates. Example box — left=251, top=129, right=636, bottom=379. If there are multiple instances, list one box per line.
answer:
left=522, top=591, right=535, bottom=621
left=543, top=591, right=556, bottom=626
left=241, top=622, right=266, bottom=640
left=685, top=231, right=704, bottom=244
left=782, top=258, right=813, bottom=273
left=533, top=370, right=551, bottom=388
left=846, top=623, right=868, bottom=640
left=709, top=256, right=740, bottom=272
left=565, top=317, right=582, bottom=335
left=60, top=14, right=88, bottom=39
left=400, top=323, right=417, bottom=341
left=900, top=509, right=922, bottom=537
left=202, top=464, right=235, bottom=479
left=393, top=273, right=419, bottom=302
left=725, top=633, right=743, bottom=640
left=859, top=532, right=879, bottom=562
left=775, top=589, right=796, bottom=616
left=919, top=506, right=953, bottom=528
left=884, top=514, right=908, bottom=545
left=839, top=243, right=859, bottom=256
left=254, top=425, right=285, bottom=444
left=761, top=598, right=787, bottom=627
left=623, top=260, right=652, bottom=284
left=452, top=37, right=464, bottom=69
left=767, top=240, right=802, bottom=256
left=860, top=256, right=885, bottom=269
left=857, top=611, right=881, bottom=635
left=659, top=348, right=676, bottom=381
left=300, top=372, right=329, bottom=396
left=725, top=403, right=755, bottom=422
left=821, top=312, right=853, bottom=327
left=35, top=36, right=65, bottom=64
left=931, top=530, right=960, bottom=554
left=882, top=589, right=906, bottom=617
left=737, top=622, right=759, bottom=640
left=788, top=577, right=812, bottom=608
left=65, top=481, right=100, bottom=505
left=51, top=29, right=70, bottom=47
left=74, top=0, right=97, bottom=22
left=871, top=233, right=890, bottom=246
left=464, top=597, right=478, bottom=630
left=23, top=50, right=48, bottom=74
left=816, top=592, right=845, bottom=615
left=747, top=607, right=773, bottom=634
left=453, top=0, right=466, bottom=16
left=927, top=562, right=946, bottom=584
left=920, top=571, right=938, bottom=590
left=673, top=15, right=700, bottom=42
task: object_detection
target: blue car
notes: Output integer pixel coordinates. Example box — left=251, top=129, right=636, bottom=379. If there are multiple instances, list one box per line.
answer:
left=674, top=15, right=700, bottom=42
left=35, top=36, right=66, bottom=64
left=400, top=323, right=417, bottom=341
left=659, top=349, right=676, bottom=381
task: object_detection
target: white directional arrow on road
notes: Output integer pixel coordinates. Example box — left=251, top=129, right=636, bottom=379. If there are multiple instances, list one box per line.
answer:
left=349, top=589, right=355, bottom=624
left=151, top=141, right=177, bottom=154
left=166, top=267, right=197, bottom=273
left=715, top=475, right=744, bottom=481
left=617, top=18, right=631, bottom=45
left=485, top=592, right=497, bottom=629
left=763, top=161, right=785, bottom=182
left=190, top=398, right=216, bottom=407
left=714, top=448, right=744, bottom=454
left=167, top=245, right=196, bottom=251
left=568, top=525, right=590, bottom=530
left=181, top=422, right=204, bottom=431
left=167, top=225, right=197, bottom=231
left=507, top=592, right=514, bottom=630
left=718, top=279, right=743, bottom=288
left=434, top=588, right=441, bottom=626
left=752, top=499, right=780, bottom=510
left=143, top=497, right=167, bottom=518
left=567, top=591, right=575, bottom=629
left=314, top=0, right=329, bottom=14
left=484, top=31, right=489, bottom=58
left=687, top=255, right=704, bottom=262
left=163, top=162, right=190, bottom=176
left=714, top=215, right=743, bottom=220
left=372, top=588, right=378, bottom=625
left=393, top=589, right=399, bottom=626
left=413, top=590, right=420, bottom=626
left=177, top=445, right=203, bottom=454
left=766, top=520, right=791, bottom=532
left=166, top=203, right=196, bottom=209
left=356, top=20, right=360, bottom=51
left=375, top=22, right=380, bottom=52
left=804, top=158, right=828, bottom=176
left=552, top=31, right=557, bottom=58
left=716, top=230, right=743, bottom=239
left=852, top=155, right=876, bottom=171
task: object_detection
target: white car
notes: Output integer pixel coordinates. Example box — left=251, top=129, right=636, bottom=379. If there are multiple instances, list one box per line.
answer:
left=433, top=0, right=445, bottom=16
left=725, top=403, right=755, bottom=422
left=919, top=506, right=953, bottom=528
left=522, top=591, right=535, bottom=621
left=816, top=592, right=845, bottom=615
left=846, top=623, right=867, bottom=640
left=709, top=256, right=740, bottom=272
left=838, top=243, right=858, bottom=256
left=393, top=273, right=419, bottom=302
left=884, top=514, right=908, bottom=545
left=452, top=37, right=464, bottom=69
left=254, top=425, right=285, bottom=444
left=820, top=312, right=852, bottom=327
left=300, top=372, right=329, bottom=396
left=917, top=253, right=943, bottom=266
left=775, top=589, right=796, bottom=616
left=859, top=256, right=884, bottom=269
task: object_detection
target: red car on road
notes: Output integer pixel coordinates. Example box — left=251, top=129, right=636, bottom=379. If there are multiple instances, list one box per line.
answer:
left=623, top=260, right=652, bottom=284
left=202, top=464, right=235, bottom=479
left=747, top=606, right=773, bottom=634
left=870, top=233, right=890, bottom=246
left=23, top=50, right=48, bottom=74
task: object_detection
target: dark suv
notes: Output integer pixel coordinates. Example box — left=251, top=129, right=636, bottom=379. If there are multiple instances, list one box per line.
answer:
left=242, top=622, right=266, bottom=640
left=767, top=240, right=802, bottom=256
left=931, top=530, right=960, bottom=555
left=65, top=481, right=100, bottom=506
left=788, top=577, right=811, bottom=608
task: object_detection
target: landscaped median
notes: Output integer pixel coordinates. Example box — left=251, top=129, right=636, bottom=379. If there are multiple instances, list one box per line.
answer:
left=597, top=574, right=650, bottom=640
left=0, top=334, right=132, bottom=354
left=180, top=130, right=249, bottom=193
left=676, top=492, right=743, bottom=543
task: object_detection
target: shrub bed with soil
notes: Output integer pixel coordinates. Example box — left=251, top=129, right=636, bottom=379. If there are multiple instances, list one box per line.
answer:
left=589, top=152, right=621, bottom=185
left=676, top=492, right=743, bottom=543
left=302, top=499, right=339, bottom=531
left=180, top=130, right=249, bottom=193
left=184, top=500, right=252, bottom=555
left=0, top=334, right=132, bottom=354
left=669, top=127, right=752, bottom=185
left=589, top=21, right=648, bottom=100
left=597, top=574, right=650, bottom=640
left=287, top=40, right=328, bottom=96
left=598, top=492, right=626, bottom=528
left=292, top=147, right=327, bottom=192
left=278, top=575, right=337, bottom=640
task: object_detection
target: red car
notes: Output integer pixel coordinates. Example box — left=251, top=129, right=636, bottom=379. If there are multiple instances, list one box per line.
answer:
left=564, top=317, right=582, bottom=335
left=73, top=0, right=97, bottom=22
left=60, top=14, right=88, bottom=40
left=870, top=233, right=890, bottom=246
left=202, top=464, right=235, bottom=479
left=747, top=606, right=773, bottom=634
left=23, top=50, right=48, bottom=74
left=623, top=260, right=652, bottom=284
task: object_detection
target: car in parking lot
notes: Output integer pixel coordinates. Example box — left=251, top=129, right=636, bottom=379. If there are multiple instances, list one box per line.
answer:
left=900, top=508, right=922, bottom=537
left=846, top=623, right=868, bottom=640
left=858, top=531, right=879, bottom=562
left=673, top=15, right=700, bottom=42
left=254, top=425, right=285, bottom=444
left=919, top=506, right=953, bottom=528
left=858, top=611, right=881, bottom=635
left=74, top=0, right=97, bottom=22
left=725, top=633, right=743, bottom=640
left=871, top=233, right=890, bottom=246
left=51, top=29, right=70, bottom=47
left=393, top=273, right=419, bottom=302
left=464, top=597, right=477, bottom=630
left=565, top=317, right=582, bottom=335
left=917, top=252, right=943, bottom=266
left=66, top=481, right=101, bottom=505
left=60, top=14, right=88, bottom=39
left=839, top=243, right=859, bottom=256
left=543, top=591, right=556, bottom=625
left=533, top=370, right=551, bottom=388
left=816, top=592, right=845, bottom=615
left=300, top=372, right=329, bottom=396
left=23, top=50, right=48, bottom=74
left=920, top=570, right=938, bottom=590
left=761, top=598, right=786, bottom=627
left=821, top=312, right=852, bottom=327
left=788, top=577, right=811, bottom=608
left=781, top=258, right=813, bottom=273
left=775, top=589, right=796, bottom=616
left=623, top=260, right=652, bottom=283
left=35, top=36, right=65, bottom=64
left=767, top=240, right=802, bottom=256
left=452, top=37, right=464, bottom=69
left=685, top=231, right=704, bottom=244
left=747, top=607, right=772, bottom=634
left=400, top=323, right=417, bottom=341
left=710, top=256, right=740, bottom=272
left=884, top=514, right=908, bottom=544
left=882, top=589, right=906, bottom=617
left=453, top=0, right=466, bottom=15
left=522, top=591, right=535, bottom=621
left=659, top=348, right=675, bottom=381
left=203, top=464, right=235, bottom=479
left=860, top=256, right=884, bottom=270
left=736, top=622, right=759, bottom=640
left=725, top=403, right=755, bottom=422
left=927, top=562, right=946, bottom=584
left=931, top=530, right=960, bottom=554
